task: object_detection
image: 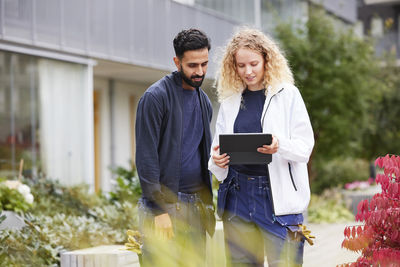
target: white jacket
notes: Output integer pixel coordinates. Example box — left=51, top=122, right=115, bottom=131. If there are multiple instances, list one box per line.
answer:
left=208, top=83, right=314, bottom=216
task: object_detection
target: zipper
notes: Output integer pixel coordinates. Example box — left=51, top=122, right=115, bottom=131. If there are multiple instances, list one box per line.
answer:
left=288, top=163, right=297, bottom=191
left=265, top=167, right=277, bottom=222
left=260, top=87, right=284, bottom=222
left=261, top=87, right=284, bottom=129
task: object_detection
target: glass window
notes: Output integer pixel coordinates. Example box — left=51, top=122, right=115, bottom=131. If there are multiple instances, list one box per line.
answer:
left=0, top=51, right=90, bottom=185
left=261, top=0, right=308, bottom=34
left=0, top=52, right=39, bottom=178
left=194, top=0, right=256, bottom=24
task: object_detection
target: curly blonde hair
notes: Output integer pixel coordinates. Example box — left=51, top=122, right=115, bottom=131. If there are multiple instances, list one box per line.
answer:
left=215, top=27, right=294, bottom=101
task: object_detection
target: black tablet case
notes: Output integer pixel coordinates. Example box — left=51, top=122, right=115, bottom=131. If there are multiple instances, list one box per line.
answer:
left=219, top=133, right=273, bottom=165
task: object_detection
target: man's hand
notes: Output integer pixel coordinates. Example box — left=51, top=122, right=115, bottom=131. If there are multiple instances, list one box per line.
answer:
left=154, top=213, right=174, bottom=240
left=257, top=135, right=279, bottom=154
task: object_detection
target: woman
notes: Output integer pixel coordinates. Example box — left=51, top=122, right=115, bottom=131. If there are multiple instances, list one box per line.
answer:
left=208, top=28, right=314, bottom=266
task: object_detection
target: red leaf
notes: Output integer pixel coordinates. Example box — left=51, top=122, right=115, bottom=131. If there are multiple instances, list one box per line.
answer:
left=376, top=197, right=383, bottom=209
left=395, top=168, right=400, bottom=179
left=351, top=227, right=356, bottom=238
left=375, top=157, right=383, bottom=168
left=376, top=211, right=381, bottom=223
left=388, top=183, right=394, bottom=197
left=370, top=199, right=375, bottom=210
left=357, top=200, right=365, bottom=214
left=392, top=183, right=399, bottom=197
left=341, top=239, right=347, bottom=249
left=357, top=226, right=362, bottom=236
left=392, top=230, right=399, bottom=240
left=355, top=212, right=362, bottom=222
left=384, top=154, right=390, bottom=167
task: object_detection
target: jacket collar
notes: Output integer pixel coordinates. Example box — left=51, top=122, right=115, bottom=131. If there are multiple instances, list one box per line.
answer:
left=172, top=71, right=183, bottom=87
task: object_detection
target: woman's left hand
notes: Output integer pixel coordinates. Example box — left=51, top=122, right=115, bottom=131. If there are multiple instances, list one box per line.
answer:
left=257, top=135, right=279, bottom=154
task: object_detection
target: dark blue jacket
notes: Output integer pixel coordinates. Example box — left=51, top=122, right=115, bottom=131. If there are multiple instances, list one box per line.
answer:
left=135, top=71, right=213, bottom=214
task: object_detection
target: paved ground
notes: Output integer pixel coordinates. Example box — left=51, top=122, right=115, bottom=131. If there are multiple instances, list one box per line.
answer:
left=208, top=221, right=361, bottom=267
left=303, top=222, right=360, bottom=267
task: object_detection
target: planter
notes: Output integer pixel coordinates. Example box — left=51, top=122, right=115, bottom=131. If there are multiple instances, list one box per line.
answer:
left=61, top=245, right=139, bottom=267
left=0, top=210, right=26, bottom=230
left=342, top=185, right=381, bottom=215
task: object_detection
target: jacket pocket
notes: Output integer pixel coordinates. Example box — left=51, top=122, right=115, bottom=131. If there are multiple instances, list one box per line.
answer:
left=288, top=163, right=298, bottom=191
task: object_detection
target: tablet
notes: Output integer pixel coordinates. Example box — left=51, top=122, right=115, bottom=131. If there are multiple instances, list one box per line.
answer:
left=219, top=133, right=273, bottom=165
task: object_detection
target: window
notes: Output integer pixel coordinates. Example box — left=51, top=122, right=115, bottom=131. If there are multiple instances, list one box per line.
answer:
left=0, top=51, right=91, bottom=185
left=0, top=52, right=39, bottom=177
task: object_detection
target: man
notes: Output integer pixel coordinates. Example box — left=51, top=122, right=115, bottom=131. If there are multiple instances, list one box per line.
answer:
left=135, top=28, right=215, bottom=266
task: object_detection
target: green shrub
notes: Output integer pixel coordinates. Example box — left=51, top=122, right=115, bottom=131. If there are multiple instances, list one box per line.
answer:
left=307, top=188, right=354, bottom=223
left=34, top=214, right=126, bottom=250
left=0, top=176, right=140, bottom=265
left=27, top=178, right=105, bottom=218
left=0, top=221, right=62, bottom=266
left=26, top=177, right=139, bottom=234
left=312, top=157, right=370, bottom=194
left=91, top=201, right=138, bottom=236
left=109, top=165, right=142, bottom=204
left=0, top=185, right=31, bottom=213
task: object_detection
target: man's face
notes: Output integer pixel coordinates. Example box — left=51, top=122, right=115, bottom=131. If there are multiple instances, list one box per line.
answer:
left=174, top=48, right=209, bottom=90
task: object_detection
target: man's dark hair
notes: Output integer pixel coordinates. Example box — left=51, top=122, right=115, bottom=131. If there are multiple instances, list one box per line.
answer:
left=173, top=28, right=211, bottom=59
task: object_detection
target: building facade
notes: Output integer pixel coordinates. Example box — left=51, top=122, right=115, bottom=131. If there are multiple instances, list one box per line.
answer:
left=0, top=0, right=357, bottom=191
left=357, top=0, right=400, bottom=61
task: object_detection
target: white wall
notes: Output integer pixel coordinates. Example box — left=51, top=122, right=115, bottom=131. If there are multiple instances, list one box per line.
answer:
left=94, top=77, right=111, bottom=191
left=39, top=59, right=94, bottom=188
left=94, top=77, right=147, bottom=192
left=113, top=81, right=147, bottom=168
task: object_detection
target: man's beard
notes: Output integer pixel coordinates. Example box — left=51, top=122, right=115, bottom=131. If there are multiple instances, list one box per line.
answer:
left=180, top=67, right=205, bottom=88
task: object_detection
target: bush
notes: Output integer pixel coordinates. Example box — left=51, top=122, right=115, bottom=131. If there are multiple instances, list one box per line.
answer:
left=26, top=178, right=103, bottom=218
left=339, top=154, right=400, bottom=266
left=0, top=220, right=62, bottom=267
left=109, top=165, right=142, bottom=204
left=33, top=213, right=126, bottom=250
left=0, top=177, right=139, bottom=265
left=26, top=178, right=139, bottom=237
left=312, top=158, right=370, bottom=194
left=308, top=188, right=354, bottom=223
left=0, top=185, right=31, bottom=213
left=0, top=179, right=34, bottom=213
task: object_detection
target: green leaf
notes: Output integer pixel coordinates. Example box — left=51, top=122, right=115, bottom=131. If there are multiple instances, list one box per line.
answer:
left=0, top=214, right=6, bottom=224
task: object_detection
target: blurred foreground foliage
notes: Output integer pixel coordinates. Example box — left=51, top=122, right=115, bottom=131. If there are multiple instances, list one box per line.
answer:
left=0, top=165, right=141, bottom=266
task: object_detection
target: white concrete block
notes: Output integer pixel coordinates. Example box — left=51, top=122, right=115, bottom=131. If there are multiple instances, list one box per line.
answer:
left=61, top=245, right=139, bottom=267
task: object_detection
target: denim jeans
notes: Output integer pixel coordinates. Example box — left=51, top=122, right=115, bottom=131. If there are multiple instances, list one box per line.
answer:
left=138, top=194, right=206, bottom=267
left=224, top=215, right=304, bottom=267
left=218, top=168, right=304, bottom=267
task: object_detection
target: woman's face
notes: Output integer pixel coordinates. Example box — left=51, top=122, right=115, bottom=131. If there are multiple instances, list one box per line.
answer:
left=235, top=48, right=265, bottom=91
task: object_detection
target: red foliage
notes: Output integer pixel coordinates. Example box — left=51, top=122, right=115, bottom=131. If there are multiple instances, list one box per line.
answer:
left=339, top=154, right=400, bottom=266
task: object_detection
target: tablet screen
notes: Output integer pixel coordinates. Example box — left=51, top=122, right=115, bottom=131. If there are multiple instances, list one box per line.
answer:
left=219, top=133, right=272, bottom=165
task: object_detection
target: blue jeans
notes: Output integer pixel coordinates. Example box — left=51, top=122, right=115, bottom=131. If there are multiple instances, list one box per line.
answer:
left=218, top=168, right=304, bottom=267
left=138, top=193, right=206, bottom=267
